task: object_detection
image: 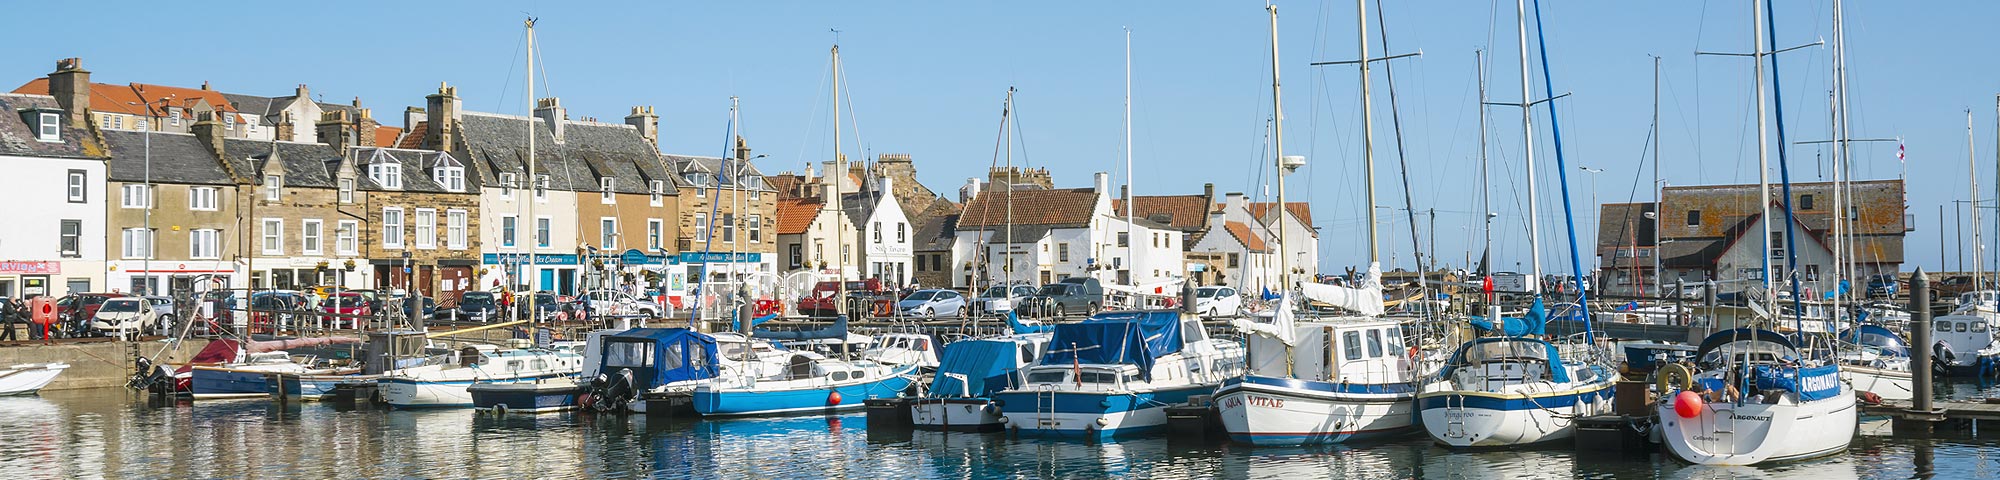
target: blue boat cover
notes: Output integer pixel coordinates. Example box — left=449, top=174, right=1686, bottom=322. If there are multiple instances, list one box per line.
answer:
left=1838, top=324, right=1910, bottom=358
left=730, top=313, right=778, bottom=332
left=1751, top=364, right=1842, bottom=401
left=1041, top=310, right=1184, bottom=380
left=1005, top=310, right=1054, bottom=335
left=930, top=339, right=1028, bottom=398
left=752, top=315, right=848, bottom=341
left=603, top=328, right=720, bottom=388
left=1694, top=328, right=1796, bottom=359
left=1436, top=336, right=1570, bottom=384
left=1468, top=297, right=1548, bottom=337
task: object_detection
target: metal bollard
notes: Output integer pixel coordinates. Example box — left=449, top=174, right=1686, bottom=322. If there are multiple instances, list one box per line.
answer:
left=1909, top=269, right=1932, bottom=413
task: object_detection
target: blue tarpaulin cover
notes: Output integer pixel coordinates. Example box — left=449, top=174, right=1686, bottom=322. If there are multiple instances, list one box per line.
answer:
left=1005, top=310, right=1054, bottom=335
left=1041, top=311, right=1184, bottom=380
left=1468, top=297, right=1548, bottom=337
left=930, top=339, right=1029, bottom=398
left=1751, top=364, right=1843, bottom=401
left=604, top=328, right=720, bottom=388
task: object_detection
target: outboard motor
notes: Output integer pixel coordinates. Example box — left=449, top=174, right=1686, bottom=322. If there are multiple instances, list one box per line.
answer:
left=1933, top=341, right=1958, bottom=377
left=588, top=368, right=636, bottom=413
left=127, top=357, right=175, bottom=395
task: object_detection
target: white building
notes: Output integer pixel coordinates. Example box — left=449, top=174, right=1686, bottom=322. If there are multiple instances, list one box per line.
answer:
left=0, top=93, right=107, bottom=297
left=844, top=177, right=914, bottom=287
left=951, top=172, right=1183, bottom=289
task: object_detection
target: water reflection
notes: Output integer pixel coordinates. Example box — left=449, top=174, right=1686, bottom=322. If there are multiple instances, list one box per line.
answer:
left=0, top=388, right=1995, bottom=479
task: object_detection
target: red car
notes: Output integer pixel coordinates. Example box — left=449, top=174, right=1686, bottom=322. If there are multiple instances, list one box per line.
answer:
left=796, top=279, right=891, bottom=318
left=319, top=292, right=373, bottom=329
left=57, top=293, right=127, bottom=323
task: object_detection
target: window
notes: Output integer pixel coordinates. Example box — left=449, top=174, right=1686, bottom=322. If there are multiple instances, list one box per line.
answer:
left=1118, top=232, right=1129, bottom=247
left=301, top=219, right=323, bottom=255
left=536, top=217, right=552, bottom=248
left=1227, top=253, right=1240, bottom=268
left=369, top=162, right=402, bottom=189
left=789, top=245, right=803, bottom=269
left=336, top=221, right=358, bottom=255
left=338, top=178, right=354, bottom=204
left=260, top=219, right=283, bottom=255
left=121, top=184, right=151, bottom=208
left=264, top=175, right=283, bottom=201
left=1686, top=210, right=1701, bottom=226
left=535, top=175, right=550, bottom=200
left=190, top=229, right=218, bottom=259
left=1366, top=329, right=1384, bottom=358
left=59, top=220, right=80, bottom=257
left=749, top=215, right=762, bottom=243
left=721, top=213, right=735, bottom=243
left=122, top=228, right=154, bottom=259
left=1343, top=331, right=1362, bottom=361
left=382, top=208, right=404, bottom=248
left=647, top=219, right=664, bottom=250
left=1059, top=243, right=1070, bottom=262
left=601, top=178, right=616, bottom=203
left=167, top=109, right=181, bottom=126
left=37, top=112, right=59, bottom=141
left=501, top=216, right=518, bottom=248
left=873, top=222, right=883, bottom=242
left=414, top=209, right=437, bottom=249
left=499, top=173, right=517, bottom=198
left=447, top=210, right=467, bottom=249
left=601, top=218, right=618, bottom=249
left=1799, top=194, right=1815, bottom=211
left=66, top=170, right=86, bottom=203
left=650, top=180, right=665, bottom=206
left=694, top=213, right=709, bottom=242
left=897, top=223, right=906, bottom=243
left=190, top=187, right=217, bottom=211
left=434, top=165, right=465, bottom=192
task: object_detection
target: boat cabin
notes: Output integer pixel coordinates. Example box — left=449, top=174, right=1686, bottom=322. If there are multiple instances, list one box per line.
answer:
left=597, top=328, right=721, bottom=392
left=1244, top=317, right=1410, bottom=385
left=1931, top=314, right=1997, bottom=367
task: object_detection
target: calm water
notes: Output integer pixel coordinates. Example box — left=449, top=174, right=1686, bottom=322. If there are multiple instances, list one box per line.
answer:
left=0, top=385, right=1996, bottom=479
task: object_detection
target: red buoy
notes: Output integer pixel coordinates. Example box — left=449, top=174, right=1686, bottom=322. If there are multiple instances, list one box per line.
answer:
left=827, top=391, right=843, bottom=406
left=1673, top=391, right=1704, bottom=418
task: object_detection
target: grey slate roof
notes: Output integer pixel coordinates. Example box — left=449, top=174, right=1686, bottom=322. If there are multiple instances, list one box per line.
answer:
left=350, top=147, right=468, bottom=193
left=225, top=138, right=341, bottom=188
left=670, top=154, right=767, bottom=191
left=459, top=112, right=678, bottom=194
left=219, top=93, right=279, bottom=121
left=841, top=189, right=892, bottom=232
left=0, top=94, right=104, bottom=160
left=101, top=130, right=233, bottom=184
left=913, top=213, right=960, bottom=252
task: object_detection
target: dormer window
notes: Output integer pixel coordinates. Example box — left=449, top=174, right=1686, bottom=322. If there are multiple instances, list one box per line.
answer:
left=264, top=175, right=283, bottom=201
left=369, top=161, right=402, bottom=190
left=223, top=113, right=236, bottom=130
left=650, top=180, right=665, bottom=206
left=499, top=173, right=517, bottom=198
left=535, top=175, right=550, bottom=200
left=36, top=112, right=60, bottom=142
left=429, top=153, right=465, bottom=192
left=167, top=108, right=181, bottom=126
left=601, top=177, right=616, bottom=203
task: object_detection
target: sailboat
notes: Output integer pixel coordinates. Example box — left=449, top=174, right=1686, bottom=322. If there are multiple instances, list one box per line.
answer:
left=1657, top=0, right=1855, bottom=465
left=1213, top=3, right=1421, bottom=446
left=1416, top=0, right=1617, bottom=447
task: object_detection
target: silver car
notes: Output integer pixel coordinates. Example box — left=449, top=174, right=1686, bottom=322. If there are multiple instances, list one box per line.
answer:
left=578, top=290, right=665, bottom=317
left=897, top=289, right=968, bottom=318
left=974, top=284, right=1038, bottom=314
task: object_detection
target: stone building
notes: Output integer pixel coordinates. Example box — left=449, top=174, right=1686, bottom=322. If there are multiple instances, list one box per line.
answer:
left=341, top=145, right=481, bottom=303
left=102, top=126, right=241, bottom=296
left=669, top=140, right=777, bottom=284
left=1599, top=179, right=1909, bottom=297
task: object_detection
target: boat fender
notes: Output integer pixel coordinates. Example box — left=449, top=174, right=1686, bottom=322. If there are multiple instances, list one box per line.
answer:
left=1856, top=390, right=1882, bottom=405
left=828, top=391, right=843, bottom=406
left=1656, top=363, right=1693, bottom=393
left=1672, top=391, right=1702, bottom=419
left=578, top=393, right=595, bottom=410
left=1095, top=417, right=1109, bottom=427
left=982, top=404, right=998, bottom=415
left=493, top=403, right=508, bottom=416
left=998, top=415, right=1010, bottom=425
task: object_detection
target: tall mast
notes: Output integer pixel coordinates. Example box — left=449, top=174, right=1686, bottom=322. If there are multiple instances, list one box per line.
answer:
left=524, top=17, right=539, bottom=330
left=1516, top=0, right=1540, bottom=289
left=1751, top=0, right=1774, bottom=315
left=1829, top=0, right=1847, bottom=304
left=1834, top=0, right=1857, bottom=289
left=1124, top=27, right=1135, bottom=287
left=1652, top=56, right=1662, bottom=297
left=831, top=45, right=847, bottom=316
left=1971, top=110, right=1982, bottom=291
left=1477, top=50, right=1492, bottom=282
left=1356, top=0, right=1379, bottom=266
left=1267, top=5, right=1294, bottom=292
left=1004, top=88, right=1014, bottom=287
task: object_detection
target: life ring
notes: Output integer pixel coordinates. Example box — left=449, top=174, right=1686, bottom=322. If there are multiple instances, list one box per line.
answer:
left=1657, top=363, right=1693, bottom=392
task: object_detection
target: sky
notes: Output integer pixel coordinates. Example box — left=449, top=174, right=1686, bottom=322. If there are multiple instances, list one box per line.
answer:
left=3, top=1, right=1992, bottom=276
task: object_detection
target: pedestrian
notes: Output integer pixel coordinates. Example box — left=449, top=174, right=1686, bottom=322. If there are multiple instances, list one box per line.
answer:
left=0, top=297, right=16, bottom=342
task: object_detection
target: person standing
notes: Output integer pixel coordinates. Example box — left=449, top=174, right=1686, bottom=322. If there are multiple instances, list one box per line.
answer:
left=0, top=297, right=16, bottom=341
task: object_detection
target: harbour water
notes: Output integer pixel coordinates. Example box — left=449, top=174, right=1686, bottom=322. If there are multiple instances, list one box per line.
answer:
left=1, top=385, right=1995, bottom=479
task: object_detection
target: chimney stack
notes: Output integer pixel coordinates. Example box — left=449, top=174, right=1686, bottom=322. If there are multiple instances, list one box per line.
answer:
left=200, top=80, right=210, bottom=91
left=295, top=84, right=309, bottom=98
left=1204, top=183, right=1214, bottom=200
left=625, top=106, right=659, bottom=149
left=533, top=97, right=565, bottom=142
left=190, top=112, right=226, bottom=160
left=424, top=82, right=460, bottom=150
left=47, top=58, right=90, bottom=128
left=1093, top=172, right=1109, bottom=195
left=316, top=110, right=356, bottom=153
left=356, top=108, right=380, bottom=147
left=403, top=107, right=424, bottom=131
left=275, top=111, right=297, bottom=142
left=960, top=177, right=983, bottom=203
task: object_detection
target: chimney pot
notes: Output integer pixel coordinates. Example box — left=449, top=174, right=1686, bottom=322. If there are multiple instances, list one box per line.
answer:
left=1093, top=172, right=1109, bottom=195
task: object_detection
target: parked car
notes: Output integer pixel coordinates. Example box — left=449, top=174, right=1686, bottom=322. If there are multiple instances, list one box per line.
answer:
left=446, top=291, right=502, bottom=322
left=1024, top=277, right=1104, bottom=318
left=1194, top=286, right=1243, bottom=318
left=320, top=292, right=374, bottom=327
left=577, top=290, right=665, bottom=317
left=974, top=284, right=1039, bottom=314
left=57, top=293, right=126, bottom=329
left=1866, top=273, right=1902, bottom=298
left=141, top=296, right=177, bottom=335
left=248, top=290, right=312, bottom=333
left=797, top=279, right=889, bottom=318
left=897, top=289, right=968, bottom=318
left=515, top=291, right=563, bottom=320
left=90, top=297, right=161, bottom=338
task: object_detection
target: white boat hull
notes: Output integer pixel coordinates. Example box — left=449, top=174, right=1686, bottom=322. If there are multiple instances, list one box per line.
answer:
left=1840, top=365, right=1913, bottom=402
left=1214, top=377, right=1415, bottom=446
left=1658, top=388, right=1856, bottom=465
left=1417, top=384, right=1615, bottom=447
left=0, top=363, right=68, bottom=395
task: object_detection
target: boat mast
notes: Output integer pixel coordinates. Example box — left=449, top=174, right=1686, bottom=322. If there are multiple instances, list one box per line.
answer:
left=1652, top=56, right=1661, bottom=299
left=1971, top=110, right=1982, bottom=292
left=524, top=17, right=539, bottom=333
left=832, top=44, right=848, bottom=317
left=1515, top=0, right=1540, bottom=292
left=1751, top=0, right=1775, bottom=318
left=1004, top=88, right=1014, bottom=289
left=1356, top=0, right=1379, bottom=267
left=1125, top=27, right=1136, bottom=290
left=1267, top=5, right=1295, bottom=292
left=1477, top=50, right=1492, bottom=289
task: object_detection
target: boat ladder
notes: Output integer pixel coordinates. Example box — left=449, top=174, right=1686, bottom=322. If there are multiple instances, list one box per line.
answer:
left=1035, top=384, right=1059, bottom=430
left=1443, top=394, right=1467, bottom=439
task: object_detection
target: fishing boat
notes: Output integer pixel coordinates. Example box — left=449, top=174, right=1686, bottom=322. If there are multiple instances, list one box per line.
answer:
left=1216, top=302, right=1421, bottom=444
left=470, top=378, right=588, bottom=414
left=580, top=327, right=724, bottom=415
left=0, top=363, right=68, bottom=395
left=1657, top=329, right=1855, bottom=465
left=1836, top=324, right=1913, bottom=401
left=1929, top=313, right=2000, bottom=377
left=691, top=348, right=916, bottom=417
left=993, top=310, right=1245, bottom=438
left=378, top=345, right=584, bottom=408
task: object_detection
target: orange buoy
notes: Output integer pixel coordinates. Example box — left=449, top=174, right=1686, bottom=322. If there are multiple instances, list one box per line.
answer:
left=1673, top=390, right=1704, bottom=418
left=827, top=390, right=843, bottom=406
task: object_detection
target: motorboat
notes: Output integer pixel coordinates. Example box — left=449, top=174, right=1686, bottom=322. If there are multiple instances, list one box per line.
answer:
left=580, top=328, right=725, bottom=415
left=693, top=316, right=919, bottom=417
left=1418, top=299, right=1618, bottom=447
left=909, top=331, right=1051, bottom=432
left=992, top=310, right=1245, bottom=438
left=1836, top=324, right=1913, bottom=402
left=1215, top=314, right=1419, bottom=445
left=378, top=345, right=584, bottom=408
left=1929, top=314, right=2000, bottom=377
left=0, top=363, right=68, bottom=395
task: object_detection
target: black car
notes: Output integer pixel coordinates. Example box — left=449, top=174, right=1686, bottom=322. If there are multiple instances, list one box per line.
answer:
left=447, top=291, right=502, bottom=322
left=515, top=292, right=563, bottom=320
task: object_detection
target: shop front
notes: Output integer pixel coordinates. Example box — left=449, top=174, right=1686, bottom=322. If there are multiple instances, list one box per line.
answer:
left=108, top=260, right=238, bottom=297
left=0, top=261, right=60, bottom=298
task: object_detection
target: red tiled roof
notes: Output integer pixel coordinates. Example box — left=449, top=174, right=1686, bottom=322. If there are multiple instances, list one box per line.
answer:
left=1113, top=194, right=1212, bottom=232
left=397, top=121, right=427, bottom=149
left=775, top=198, right=824, bottom=235
left=1223, top=221, right=1268, bottom=253
left=374, top=126, right=402, bottom=147
left=959, top=188, right=1099, bottom=228
left=766, top=174, right=809, bottom=199
left=16, top=79, right=242, bottom=119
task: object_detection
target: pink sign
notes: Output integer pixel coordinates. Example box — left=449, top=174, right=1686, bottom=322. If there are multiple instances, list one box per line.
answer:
left=0, top=261, right=60, bottom=275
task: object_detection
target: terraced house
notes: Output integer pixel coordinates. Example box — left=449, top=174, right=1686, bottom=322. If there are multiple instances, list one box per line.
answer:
left=102, top=125, right=241, bottom=296
left=670, top=140, right=777, bottom=284
left=225, top=128, right=347, bottom=291
left=339, top=143, right=481, bottom=303
left=0, top=90, right=107, bottom=298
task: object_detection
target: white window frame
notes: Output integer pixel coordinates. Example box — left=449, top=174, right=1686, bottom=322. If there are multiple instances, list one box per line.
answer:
left=650, top=180, right=665, bottom=206
left=189, top=186, right=217, bottom=211
left=601, top=217, right=618, bottom=249
left=369, top=161, right=403, bottom=190
left=434, top=165, right=465, bottom=192
left=694, top=213, right=708, bottom=242
left=338, top=178, right=354, bottom=204
left=66, top=170, right=86, bottom=203
left=647, top=218, right=664, bottom=250
left=873, top=221, right=882, bottom=243
left=535, top=175, right=550, bottom=201
left=721, top=213, right=735, bottom=243
left=261, top=218, right=284, bottom=255
left=500, top=215, right=518, bottom=248
left=336, top=220, right=358, bottom=255
left=264, top=175, right=283, bottom=201
left=536, top=216, right=553, bottom=248
left=446, top=209, right=468, bottom=250
left=122, top=228, right=153, bottom=259
left=601, top=177, right=617, bottom=204
left=749, top=215, right=761, bottom=243
left=382, top=207, right=404, bottom=249
left=414, top=208, right=437, bottom=249
left=301, top=219, right=323, bottom=255
left=190, top=229, right=218, bottom=260
left=499, top=172, right=517, bottom=199
left=121, top=184, right=151, bottom=209
left=37, top=112, right=59, bottom=141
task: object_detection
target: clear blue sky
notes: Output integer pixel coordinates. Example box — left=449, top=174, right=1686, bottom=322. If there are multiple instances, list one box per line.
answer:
left=3, top=1, right=1989, bottom=275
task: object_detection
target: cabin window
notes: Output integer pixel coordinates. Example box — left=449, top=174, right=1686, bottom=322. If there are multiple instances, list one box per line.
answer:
left=1973, top=322, right=1988, bottom=333
left=663, top=342, right=687, bottom=370
left=507, top=360, right=524, bottom=370
left=1343, top=331, right=1362, bottom=361
left=1122, top=372, right=1142, bottom=384
left=533, top=360, right=549, bottom=370
left=1366, top=329, right=1384, bottom=358
left=1937, top=320, right=1952, bottom=333
left=1028, top=371, right=1067, bottom=384
left=1384, top=327, right=1404, bottom=354
left=1959, top=322, right=1970, bottom=333
left=606, top=341, right=654, bottom=368
left=1080, top=371, right=1119, bottom=384
left=831, top=371, right=850, bottom=381
left=852, top=370, right=867, bottom=379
